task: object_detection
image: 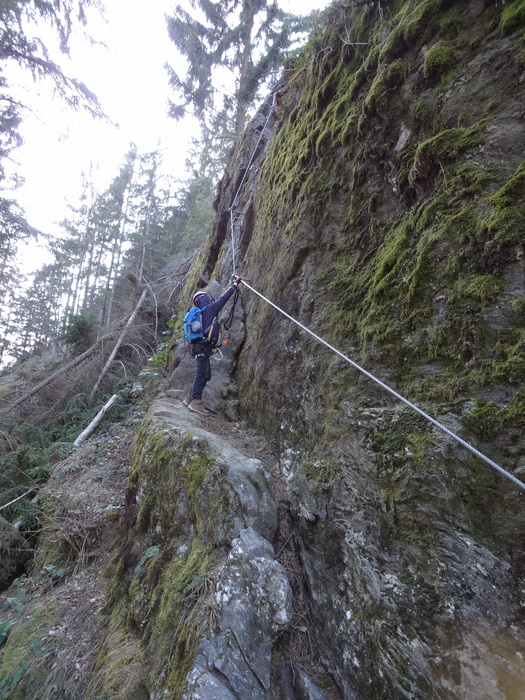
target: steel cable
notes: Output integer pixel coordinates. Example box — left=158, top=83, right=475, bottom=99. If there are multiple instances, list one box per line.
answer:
left=226, top=92, right=525, bottom=493
left=241, top=281, right=525, bottom=492
left=229, top=92, right=278, bottom=275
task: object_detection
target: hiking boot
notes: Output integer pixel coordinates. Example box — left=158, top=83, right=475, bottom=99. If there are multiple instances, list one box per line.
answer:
left=188, top=399, right=211, bottom=416
left=182, top=394, right=192, bottom=406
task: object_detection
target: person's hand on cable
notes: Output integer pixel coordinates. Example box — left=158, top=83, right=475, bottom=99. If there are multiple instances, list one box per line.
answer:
left=233, top=275, right=243, bottom=289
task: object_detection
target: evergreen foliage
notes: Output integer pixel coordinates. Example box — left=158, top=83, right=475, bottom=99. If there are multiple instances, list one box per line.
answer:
left=166, top=0, right=317, bottom=167
left=61, top=312, right=99, bottom=355
left=0, top=0, right=104, bottom=366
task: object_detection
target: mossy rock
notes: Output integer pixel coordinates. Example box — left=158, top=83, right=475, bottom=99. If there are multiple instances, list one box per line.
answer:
left=500, top=0, right=525, bottom=35
left=99, top=414, right=245, bottom=698
left=423, top=39, right=461, bottom=80
left=0, top=600, right=60, bottom=699
left=91, top=605, right=148, bottom=700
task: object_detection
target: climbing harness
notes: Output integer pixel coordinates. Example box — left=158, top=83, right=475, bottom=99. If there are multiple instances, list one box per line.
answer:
left=211, top=347, right=225, bottom=362
left=222, top=85, right=525, bottom=494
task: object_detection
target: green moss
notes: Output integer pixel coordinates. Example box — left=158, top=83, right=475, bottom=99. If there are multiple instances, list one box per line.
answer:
left=130, top=417, right=152, bottom=478
left=500, top=0, right=525, bottom=34
left=302, top=457, right=340, bottom=484
left=407, top=431, right=435, bottom=467
left=363, top=71, right=387, bottom=115
left=385, top=59, right=406, bottom=87
left=452, top=274, right=504, bottom=305
left=448, top=165, right=491, bottom=196
left=410, top=118, right=490, bottom=184
left=133, top=428, right=225, bottom=543
left=371, top=412, right=432, bottom=463
left=91, top=603, right=148, bottom=699
left=147, top=539, right=215, bottom=698
left=0, top=601, right=60, bottom=700
left=482, top=160, right=525, bottom=267
left=185, top=453, right=214, bottom=496
left=370, top=412, right=438, bottom=546
left=371, top=220, right=411, bottom=296
left=505, top=392, right=525, bottom=425
left=464, top=400, right=503, bottom=439
left=487, top=159, right=525, bottom=206
left=423, top=39, right=461, bottom=80
left=96, top=413, right=234, bottom=698
left=477, top=337, right=525, bottom=384
left=510, top=296, right=525, bottom=315
left=235, top=0, right=523, bottom=475
left=318, top=178, right=496, bottom=375
left=380, top=0, right=454, bottom=61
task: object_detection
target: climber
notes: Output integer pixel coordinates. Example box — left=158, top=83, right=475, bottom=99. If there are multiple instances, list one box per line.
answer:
left=183, top=276, right=242, bottom=416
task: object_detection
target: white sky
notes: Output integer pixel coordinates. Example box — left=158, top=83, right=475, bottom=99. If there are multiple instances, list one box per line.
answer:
left=10, top=0, right=329, bottom=242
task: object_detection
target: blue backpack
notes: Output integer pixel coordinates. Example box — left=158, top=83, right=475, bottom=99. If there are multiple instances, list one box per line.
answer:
left=183, top=307, right=204, bottom=343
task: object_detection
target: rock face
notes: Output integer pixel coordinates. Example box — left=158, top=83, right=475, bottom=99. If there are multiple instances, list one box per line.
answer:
left=184, top=527, right=292, bottom=699
left=3, top=2, right=525, bottom=699
left=184, top=1, right=525, bottom=698
left=0, top=399, right=312, bottom=699
left=92, top=397, right=303, bottom=699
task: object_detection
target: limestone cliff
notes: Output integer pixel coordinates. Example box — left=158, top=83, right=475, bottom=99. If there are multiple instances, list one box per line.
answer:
left=1, top=1, right=525, bottom=698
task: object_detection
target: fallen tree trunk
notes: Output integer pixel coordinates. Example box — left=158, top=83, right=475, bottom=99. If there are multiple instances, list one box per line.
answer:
left=0, top=512, right=22, bottom=540
left=0, top=488, right=38, bottom=512
left=7, top=330, right=116, bottom=411
left=74, top=394, right=119, bottom=446
left=89, top=288, right=148, bottom=402
left=6, top=287, right=149, bottom=412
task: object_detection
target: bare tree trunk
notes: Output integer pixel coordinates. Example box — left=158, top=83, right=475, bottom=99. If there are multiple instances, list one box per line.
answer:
left=103, top=194, right=129, bottom=326
left=74, top=394, right=119, bottom=446
left=0, top=512, right=20, bottom=535
left=13, top=494, right=40, bottom=531
left=88, top=288, right=148, bottom=402
left=0, top=493, right=40, bottom=533
left=7, top=330, right=116, bottom=410
left=89, top=240, right=106, bottom=309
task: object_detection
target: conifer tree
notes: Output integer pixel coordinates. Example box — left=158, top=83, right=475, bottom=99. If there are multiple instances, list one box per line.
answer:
left=0, top=0, right=103, bottom=247
left=0, top=0, right=103, bottom=366
left=166, top=0, right=313, bottom=159
left=3, top=150, right=218, bottom=361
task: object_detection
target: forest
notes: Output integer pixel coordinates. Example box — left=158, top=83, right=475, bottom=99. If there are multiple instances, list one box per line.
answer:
left=0, top=0, right=316, bottom=587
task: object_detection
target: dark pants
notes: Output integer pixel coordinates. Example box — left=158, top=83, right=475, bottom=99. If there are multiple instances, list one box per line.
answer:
left=191, top=343, right=212, bottom=399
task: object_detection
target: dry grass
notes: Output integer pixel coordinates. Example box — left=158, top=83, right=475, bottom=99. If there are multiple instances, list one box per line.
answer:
left=0, top=420, right=135, bottom=699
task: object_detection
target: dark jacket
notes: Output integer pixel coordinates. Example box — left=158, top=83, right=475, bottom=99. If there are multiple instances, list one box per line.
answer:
left=194, top=285, right=236, bottom=349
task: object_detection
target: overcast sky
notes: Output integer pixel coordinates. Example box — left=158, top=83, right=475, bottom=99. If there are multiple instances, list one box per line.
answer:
left=11, top=0, right=329, bottom=242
